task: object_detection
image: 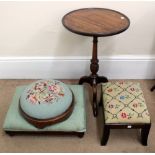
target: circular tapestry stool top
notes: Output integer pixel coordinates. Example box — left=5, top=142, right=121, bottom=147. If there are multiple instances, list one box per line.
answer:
left=19, top=80, right=73, bottom=128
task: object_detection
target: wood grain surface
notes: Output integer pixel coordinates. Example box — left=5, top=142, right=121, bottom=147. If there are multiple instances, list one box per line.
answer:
left=62, top=8, right=130, bottom=37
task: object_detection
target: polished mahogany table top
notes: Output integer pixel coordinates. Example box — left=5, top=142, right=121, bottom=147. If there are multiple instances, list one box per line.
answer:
left=62, top=8, right=130, bottom=37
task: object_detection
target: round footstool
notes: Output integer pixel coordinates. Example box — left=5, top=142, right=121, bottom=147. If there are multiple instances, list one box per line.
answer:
left=19, top=80, right=73, bottom=129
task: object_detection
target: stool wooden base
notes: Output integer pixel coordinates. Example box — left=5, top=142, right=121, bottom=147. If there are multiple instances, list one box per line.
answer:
left=5, top=131, right=85, bottom=138
left=19, top=101, right=74, bottom=129
left=100, top=82, right=151, bottom=146
left=100, top=102, right=151, bottom=146
left=101, top=123, right=151, bottom=146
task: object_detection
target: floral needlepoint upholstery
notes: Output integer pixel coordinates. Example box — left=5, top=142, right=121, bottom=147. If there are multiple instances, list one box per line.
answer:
left=102, top=81, right=150, bottom=124
left=19, top=80, right=73, bottom=120
left=3, top=85, right=86, bottom=132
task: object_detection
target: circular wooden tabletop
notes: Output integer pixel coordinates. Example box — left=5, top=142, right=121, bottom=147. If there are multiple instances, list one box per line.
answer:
left=62, top=8, right=130, bottom=37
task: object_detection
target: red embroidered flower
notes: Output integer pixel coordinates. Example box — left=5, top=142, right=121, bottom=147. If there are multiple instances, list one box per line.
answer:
left=29, top=95, right=37, bottom=104
left=27, top=81, right=64, bottom=104
left=108, top=104, right=114, bottom=108
left=121, top=112, right=127, bottom=118
left=108, top=88, right=113, bottom=92
left=133, top=103, right=138, bottom=108
left=58, top=93, right=64, bottom=96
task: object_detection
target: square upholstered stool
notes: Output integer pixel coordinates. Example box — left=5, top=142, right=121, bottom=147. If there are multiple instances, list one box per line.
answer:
left=100, top=81, right=151, bottom=146
left=3, top=85, right=86, bottom=137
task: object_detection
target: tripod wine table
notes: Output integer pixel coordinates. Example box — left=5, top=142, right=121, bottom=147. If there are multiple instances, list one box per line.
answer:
left=62, top=8, right=130, bottom=117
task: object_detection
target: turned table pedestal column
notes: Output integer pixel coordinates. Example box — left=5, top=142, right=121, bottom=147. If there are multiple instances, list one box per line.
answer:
left=79, top=36, right=108, bottom=117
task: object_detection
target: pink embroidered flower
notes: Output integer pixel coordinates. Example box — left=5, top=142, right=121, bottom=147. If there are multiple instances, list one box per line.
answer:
left=48, top=85, right=54, bottom=91
left=27, top=81, right=65, bottom=104
left=29, top=95, right=37, bottom=104
left=48, top=85, right=60, bottom=93
left=121, top=112, right=127, bottom=118
left=108, top=88, right=113, bottom=92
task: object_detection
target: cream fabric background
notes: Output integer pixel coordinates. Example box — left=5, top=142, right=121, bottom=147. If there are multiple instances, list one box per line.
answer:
left=0, top=1, right=155, bottom=57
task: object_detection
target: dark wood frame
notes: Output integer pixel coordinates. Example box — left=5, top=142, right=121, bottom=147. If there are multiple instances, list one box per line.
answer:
left=5, top=87, right=85, bottom=138
left=19, top=102, right=74, bottom=129
left=19, top=92, right=74, bottom=129
left=5, top=97, right=85, bottom=138
left=5, top=131, right=85, bottom=138
left=79, top=36, right=108, bottom=117
left=100, top=88, right=151, bottom=146
left=62, top=8, right=130, bottom=117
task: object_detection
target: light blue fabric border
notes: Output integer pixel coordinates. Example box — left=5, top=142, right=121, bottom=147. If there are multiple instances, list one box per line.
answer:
left=3, top=85, right=86, bottom=132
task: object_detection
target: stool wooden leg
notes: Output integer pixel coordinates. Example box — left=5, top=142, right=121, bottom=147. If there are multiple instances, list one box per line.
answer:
left=77, top=132, right=85, bottom=138
left=151, top=85, right=155, bottom=91
left=101, top=125, right=110, bottom=145
left=99, top=99, right=102, bottom=107
left=5, top=131, right=15, bottom=136
left=99, top=86, right=102, bottom=107
left=141, top=124, right=151, bottom=146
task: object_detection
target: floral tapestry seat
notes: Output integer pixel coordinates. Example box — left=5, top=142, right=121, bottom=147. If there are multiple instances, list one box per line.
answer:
left=3, top=84, right=86, bottom=137
left=19, top=80, right=73, bottom=128
left=101, top=81, right=151, bottom=146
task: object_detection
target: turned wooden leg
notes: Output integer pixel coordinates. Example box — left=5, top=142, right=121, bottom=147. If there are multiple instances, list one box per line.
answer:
left=150, top=85, right=155, bottom=92
left=79, top=36, right=108, bottom=117
left=92, top=82, right=98, bottom=116
left=77, top=132, right=85, bottom=138
left=141, top=124, right=151, bottom=146
left=99, top=97, right=102, bottom=107
left=99, top=85, right=102, bottom=107
left=5, top=131, right=15, bottom=136
left=101, top=125, right=110, bottom=145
